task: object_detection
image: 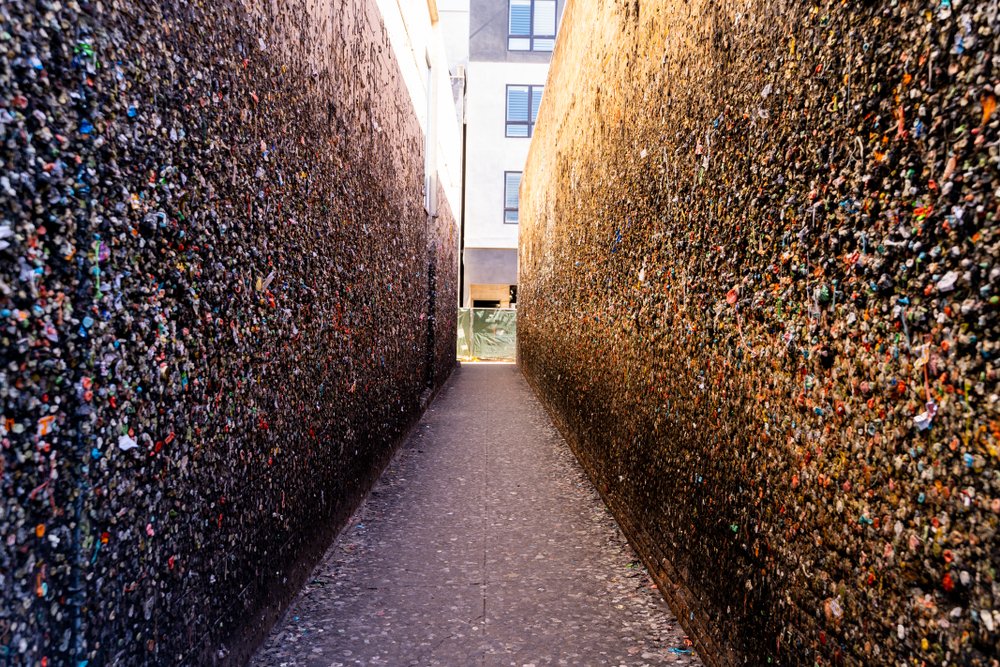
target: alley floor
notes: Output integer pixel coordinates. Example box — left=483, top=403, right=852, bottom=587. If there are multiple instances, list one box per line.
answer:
left=251, top=364, right=701, bottom=667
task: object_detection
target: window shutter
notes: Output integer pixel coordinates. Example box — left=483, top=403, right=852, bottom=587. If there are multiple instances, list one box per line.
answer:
left=531, top=87, right=544, bottom=122
left=507, top=87, right=529, bottom=122
left=509, top=0, right=532, bottom=36
left=505, top=172, right=522, bottom=212
left=533, top=0, right=556, bottom=35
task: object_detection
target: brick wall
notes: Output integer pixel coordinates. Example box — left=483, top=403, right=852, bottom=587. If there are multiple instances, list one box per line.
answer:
left=519, top=1, right=999, bottom=664
left=0, top=0, right=456, bottom=663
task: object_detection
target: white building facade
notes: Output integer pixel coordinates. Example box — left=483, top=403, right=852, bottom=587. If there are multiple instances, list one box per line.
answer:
left=446, top=0, right=564, bottom=307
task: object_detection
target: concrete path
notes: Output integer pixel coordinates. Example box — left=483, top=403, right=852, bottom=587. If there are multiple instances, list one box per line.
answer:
left=251, top=364, right=701, bottom=666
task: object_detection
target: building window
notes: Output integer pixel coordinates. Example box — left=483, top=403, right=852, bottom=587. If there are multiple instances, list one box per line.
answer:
left=508, top=0, right=556, bottom=52
left=506, top=85, right=543, bottom=137
left=504, top=171, right=522, bottom=224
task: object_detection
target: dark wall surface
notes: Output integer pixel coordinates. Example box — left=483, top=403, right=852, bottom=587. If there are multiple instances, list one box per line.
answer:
left=0, top=0, right=456, bottom=664
left=519, top=1, right=998, bottom=665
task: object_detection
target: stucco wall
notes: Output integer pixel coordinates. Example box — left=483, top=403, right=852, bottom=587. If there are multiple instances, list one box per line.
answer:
left=465, top=60, right=550, bottom=250
left=519, top=1, right=999, bottom=665
left=0, top=0, right=457, bottom=664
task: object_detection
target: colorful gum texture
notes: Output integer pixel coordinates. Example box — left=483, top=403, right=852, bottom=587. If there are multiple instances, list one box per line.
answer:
left=519, top=1, right=999, bottom=664
left=0, top=0, right=457, bottom=663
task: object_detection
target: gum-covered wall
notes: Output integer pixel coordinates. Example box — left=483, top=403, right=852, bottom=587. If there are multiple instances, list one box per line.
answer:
left=0, top=0, right=457, bottom=663
left=519, top=1, right=998, bottom=664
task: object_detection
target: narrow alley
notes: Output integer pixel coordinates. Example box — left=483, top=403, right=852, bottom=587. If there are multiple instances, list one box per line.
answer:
left=250, top=364, right=700, bottom=666
left=2, top=0, right=998, bottom=665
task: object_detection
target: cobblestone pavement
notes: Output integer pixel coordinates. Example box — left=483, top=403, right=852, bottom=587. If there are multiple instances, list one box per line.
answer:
left=251, top=363, right=702, bottom=666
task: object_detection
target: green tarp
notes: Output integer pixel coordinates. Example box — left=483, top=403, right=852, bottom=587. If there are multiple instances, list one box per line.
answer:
left=456, top=308, right=517, bottom=361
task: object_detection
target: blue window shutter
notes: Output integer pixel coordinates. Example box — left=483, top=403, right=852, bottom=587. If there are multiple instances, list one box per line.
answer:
left=507, top=87, right=529, bottom=122
left=531, top=87, right=543, bottom=122
left=505, top=172, right=522, bottom=210
left=509, top=0, right=531, bottom=36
